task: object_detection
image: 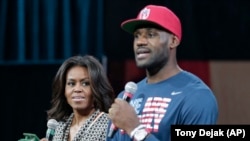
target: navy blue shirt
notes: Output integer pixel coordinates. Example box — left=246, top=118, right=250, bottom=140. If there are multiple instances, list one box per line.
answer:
left=107, top=71, right=218, bottom=141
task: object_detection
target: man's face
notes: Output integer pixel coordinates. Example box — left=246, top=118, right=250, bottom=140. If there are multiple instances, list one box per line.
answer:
left=133, top=27, right=172, bottom=69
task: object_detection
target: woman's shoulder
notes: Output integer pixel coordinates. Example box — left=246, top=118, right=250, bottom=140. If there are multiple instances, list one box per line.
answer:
left=98, top=112, right=109, bottom=120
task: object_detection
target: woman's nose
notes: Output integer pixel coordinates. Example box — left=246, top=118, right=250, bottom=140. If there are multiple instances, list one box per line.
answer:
left=74, top=84, right=83, bottom=92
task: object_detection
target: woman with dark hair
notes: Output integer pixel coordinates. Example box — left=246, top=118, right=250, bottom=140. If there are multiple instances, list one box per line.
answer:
left=41, top=55, right=114, bottom=141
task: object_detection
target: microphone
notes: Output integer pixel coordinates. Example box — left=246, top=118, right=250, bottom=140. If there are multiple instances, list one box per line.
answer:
left=108, top=81, right=138, bottom=138
left=46, top=119, right=58, bottom=141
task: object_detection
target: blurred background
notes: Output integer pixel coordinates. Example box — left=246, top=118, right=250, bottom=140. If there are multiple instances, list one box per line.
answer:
left=0, top=0, right=250, bottom=140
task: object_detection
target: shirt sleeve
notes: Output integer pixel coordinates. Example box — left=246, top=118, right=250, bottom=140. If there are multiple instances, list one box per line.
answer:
left=180, top=89, right=218, bottom=124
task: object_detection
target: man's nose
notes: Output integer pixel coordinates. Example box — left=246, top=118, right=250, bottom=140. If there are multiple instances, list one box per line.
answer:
left=136, top=37, right=148, bottom=46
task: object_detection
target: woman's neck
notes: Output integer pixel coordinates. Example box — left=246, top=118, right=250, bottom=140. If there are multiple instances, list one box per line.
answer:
left=73, top=108, right=96, bottom=126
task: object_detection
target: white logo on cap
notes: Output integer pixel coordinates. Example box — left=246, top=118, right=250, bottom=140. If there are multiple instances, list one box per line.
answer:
left=139, top=8, right=150, bottom=19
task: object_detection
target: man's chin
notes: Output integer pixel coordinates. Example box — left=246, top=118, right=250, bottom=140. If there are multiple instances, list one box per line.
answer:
left=136, top=62, right=148, bottom=69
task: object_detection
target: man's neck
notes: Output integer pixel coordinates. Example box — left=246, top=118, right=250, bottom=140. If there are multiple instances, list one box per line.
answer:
left=146, top=65, right=182, bottom=83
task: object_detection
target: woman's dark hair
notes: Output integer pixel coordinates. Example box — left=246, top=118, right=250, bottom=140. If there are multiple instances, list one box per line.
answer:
left=47, top=55, right=114, bottom=121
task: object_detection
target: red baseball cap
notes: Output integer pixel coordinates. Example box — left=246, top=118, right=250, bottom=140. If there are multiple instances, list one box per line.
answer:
left=121, top=5, right=182, bottom=41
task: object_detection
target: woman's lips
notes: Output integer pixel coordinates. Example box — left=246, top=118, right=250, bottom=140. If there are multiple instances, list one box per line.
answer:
left=72, top=96, right=85, bottom=102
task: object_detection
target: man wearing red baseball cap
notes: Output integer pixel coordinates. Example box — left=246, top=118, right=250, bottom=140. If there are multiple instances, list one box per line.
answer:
left=108, top=5, right=218, bottom=141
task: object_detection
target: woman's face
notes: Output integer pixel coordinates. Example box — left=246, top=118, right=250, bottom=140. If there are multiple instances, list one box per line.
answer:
left=65, top=66, right=94, bottom=113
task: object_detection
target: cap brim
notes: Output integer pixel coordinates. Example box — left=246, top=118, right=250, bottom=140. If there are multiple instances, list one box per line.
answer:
left=121, top=19, right=164, bottom=34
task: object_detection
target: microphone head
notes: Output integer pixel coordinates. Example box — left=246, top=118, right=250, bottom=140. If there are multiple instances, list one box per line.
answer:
left=125, top=81, right=137, bottom=94
left=47, top=119, right=58, bottom=129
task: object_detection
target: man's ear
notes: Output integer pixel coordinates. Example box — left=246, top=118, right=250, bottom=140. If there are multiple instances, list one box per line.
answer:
left=169, top=35, right=180, bottom=49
